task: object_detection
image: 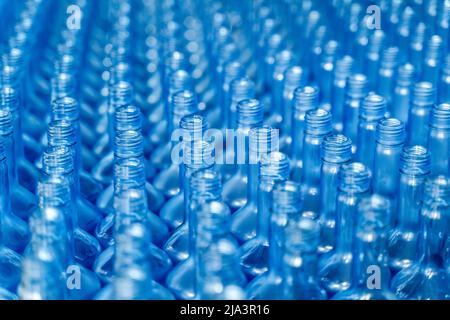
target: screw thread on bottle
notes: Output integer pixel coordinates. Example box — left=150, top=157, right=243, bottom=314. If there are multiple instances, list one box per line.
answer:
left=189, top=169, right=222, bottom=202
left=37, top=175, right=71, bottom=209
left=114, top=104, right=142, bottom=132
left=171, top=90, right=198, bottom=127
left=272, top=180, right=302, bottom=213
left=230, top=77, right=255, bottom=104
left=284, top=66, right=307, bottom=90
left=52, top=72, right=76, bottom=98
left=396, top=63, right=416, bottom=86
left=334, top=56, right=354, bottom=81
left=1, top=65, right=20, bottom=87
left=109, top=62, right=132, bottom=84
left=321, top=134, right=353, bottom=164
left=339, top=162, right=371, bottom=194
left=274, top=50, right=295, bottom=75
left=223, top=61, right=244, bottom=86
left=110, top=81, right=134, bottom=108
left=180, top=114, right=208, bottom=142
left=236, top=98, right=264, bottom=128
left=47, top=120, right=76, bottom=148
left=367, top=30, right=385, bottom=54
left=114, top=157, right=146, bottom=192
left=424, top=175, right=450, bottom=201
left=249, top=126, right=279, bottom=164
left=183, top=140, right=215, bottom=170
left=429, top=103, right=450, bottom=129
left=400, top=146, right=431, bottom=176
left=0, top=85, right=19, bottom=115
left=360, top=94, right=387, bottom=121
left=114, top=130, right=144, bottom=159
left=165, top=51, right=187, bottom=76
left=425, top=35, right=444, bottom=61
left=380, top=47, right=400, bottom=70
left=305, top=108, right=333, bottom=136
left=293, top=86, right=319, bottom=115
left=260, top=151, right=291, bottom=180
left=55, top=54, right=77, bottom=76
left=52, top=97, right=79, bottom=122
left=376, top=118, right=406, bottom=146
left=0, top=109, right=13, bottom=136
left=169, top=69, right=193, bottom=94
left=42, top=146, right=74, bottom=177
left=412, top=81, right=437, bottom=106
left=347, top=74, right=369, bottom=98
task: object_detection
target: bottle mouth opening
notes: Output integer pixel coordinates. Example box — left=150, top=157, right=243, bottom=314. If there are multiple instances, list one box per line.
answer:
left=376, top=118, right=406, bottom=145
left=400, top=146, right=431, bottom=174
left=339, top=162, right=371, bottom=192
left=322, top=134, right=353, bottom=162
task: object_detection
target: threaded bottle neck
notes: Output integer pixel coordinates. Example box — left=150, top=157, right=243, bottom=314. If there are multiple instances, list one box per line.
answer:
left=114, top=105, right=142, bottom=132
left=360, top=94, right=387, bottom=121
left=424, top=175, right=450, bottom=201
left=272, top=180, right=302, bottom=215
left=179, top=114, right=207, bottom=142
left=412, top=82, right=437, bottom=106
left=284, top=66, right=306, bottom=89
left=249, top=126, right=280, bottom=164
left=110, top=62, right=132, bottom=83
left=110, top=81, right=134, bottom=107
left=236, top=99, right=264, bottom=128
left=376, top=118, right=406, bottom=146
left=183, top=140, right=215, bottom=170
left=380, top=46, right=399, bottom=69
left=114, top=130, right=144, bottom=159
left=165, top=51, right=187, bottom=74
left=260, top=151, right=290, bottom=180
left=1, top=65, right=20, bottom=87
left=284, top=218, right=320, bottom=254
left=293, top=86, right=319, bottom=113
left=223, top=61, right=244, bottom=85
left=47, top=120, right=76, bottom=148
left=334, top=55, right=354, bottom=80
left=169, top=69, right=192, bottom=93
left=190, top=169, right=222, bottom=202
left=425, top=35, right=444, bottom=60
left=411, top=22, right=426, bottom=44
left=0, top=109, right=13, bottom=136
left=172, top=90, right=198, bottom=117
left=321, top=134, right=353, bottom=163
left=400, top=145, right=431, bottom=176
left=339, top=162, right=371, bottom=194
left=429, top=103, right=450, bottom=130
left=396, top=63, right=416, bottom=86
left=114, top=158, right=146, bottom=190
left=52, top=73, right=76, bottom=98
left=368, top=30, right=385, bottom=53
left=274, top=49, right=294, bottom=76
left=0, top=86, right=19, bottom=115
left=37, top=175, right=71, bottom=208
left=230, top=77, right=255, bottom=102
left=55, top=54, right=77, bottom=75
left=443, top=54, right=450, bottom=75
left=43, top=146, right=74, bottom=176
left=52, top=97, right=79, bottom=122
left=305, top=108, right=333, bottom=136
left=347, top=74, right=369, bottom=98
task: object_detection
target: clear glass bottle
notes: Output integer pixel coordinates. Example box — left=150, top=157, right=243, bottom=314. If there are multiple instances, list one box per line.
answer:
left=391, top=63, right=416, bottom=124
left=439, top=54, right=450, bottom=103
left=166, top=168, right=223, bottom=299
left=407, top=81, right=437, bottom=147
left=0, top=137, right=22, bottom=292
left=388, top=146, right=431, bottom=271
left=331, top=55, right=354, bottom=132
left=319, top=162, right=371, bottom=295
left=93, top=158, right=172, bottom=285
left=356, top=94, right=387, bottom=171
left=364, top=30, right=385, bottom=90
left=422, top=35, right=444, bottom=88
left=428, top=103, right=450, bottom=176
left=195, top=200, right=247, bottom=300
left=391, top=175, right=450, bottom=299
left=230, top=125, right=282, bottom=242
left=343, top=74, right=370, bottom=148
left=301, top=108, right=333, bottom=218
left=318, top=134, right=353, bottom=254
left=377, top=47, right=399, bottom=109
left=239, top=151, right=290, bottom=278
left=373, top=118, right=406, bottom=219
left=290, top=85, right=319, bottom=182
left=223, top=99, right=264, bottom=213
left=159, top=114, right=208, bottom=229
left=333, top=195, right=396, bottom=300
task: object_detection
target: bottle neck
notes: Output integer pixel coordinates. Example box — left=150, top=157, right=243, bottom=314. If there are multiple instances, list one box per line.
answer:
left=2, top=133, right=18, bottom=184
left=247, top=164, right=259, bottom=205
left=302, top=133, right=325, bottom=186
left=320, top=161, right=347, bottom=220
left=373, top=142, right=403, bottom=198
left=397, top=173, right=427, bottom=229
left=291, top=113, right=305, bottom=161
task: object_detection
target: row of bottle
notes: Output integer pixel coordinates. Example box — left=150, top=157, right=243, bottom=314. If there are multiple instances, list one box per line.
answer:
left=0, top=0, right=449, bottom=300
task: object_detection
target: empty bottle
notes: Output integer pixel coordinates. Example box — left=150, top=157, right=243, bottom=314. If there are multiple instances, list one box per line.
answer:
left=392, top=63, right=416, bottom=124
left=388, top=146, right=431, bottom=271
left=391, top=175, right=450, bottom=299
left=331, top=56, right=354, bottom=132
left=319, top=162, right=371, bottom=295
left=318, top=134, right=353, bottom=254
left=428, top=103, right=450, bottom=175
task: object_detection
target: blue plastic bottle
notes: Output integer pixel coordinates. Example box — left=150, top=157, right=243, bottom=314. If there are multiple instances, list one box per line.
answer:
left=428, top=103, right=450, bottom=176
left=318, top=134, right=353, bottom=254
